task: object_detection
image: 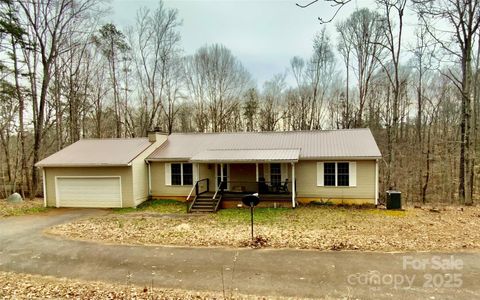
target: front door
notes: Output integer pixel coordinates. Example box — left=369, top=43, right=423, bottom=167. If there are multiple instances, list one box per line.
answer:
left=216, top=164, right=229, bottom=191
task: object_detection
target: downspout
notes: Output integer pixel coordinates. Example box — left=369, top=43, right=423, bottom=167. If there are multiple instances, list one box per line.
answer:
left=42, top=168, right=47, bottom=207
left=375, top=159, right=379, bottom=205
left=146, top=160, right=152, bottom=198
left=291, top=162, right=296, bottom=208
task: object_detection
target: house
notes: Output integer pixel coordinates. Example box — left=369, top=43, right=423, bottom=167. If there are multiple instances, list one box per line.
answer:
left=36, top=129, right=382, bottom=211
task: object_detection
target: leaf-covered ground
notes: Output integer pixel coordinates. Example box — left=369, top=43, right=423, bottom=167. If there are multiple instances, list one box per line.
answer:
left=0, top=198, right=48, bottom=217
left=0, top=271, right=304, bottom=299
left=48, top=200, right=480, bottom=252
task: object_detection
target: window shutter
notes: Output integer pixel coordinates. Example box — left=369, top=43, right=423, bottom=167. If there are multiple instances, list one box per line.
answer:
left=193, top=163, right=199, bottom=183
left=281, top=163, right=288, bottom=182
left=165, top=163, right=171, bottom=186
left=317, top=162, right=324, bottom=186
left=226, top=164, right=230, bottom=190
left=263, top=163, right=270, bottom=182
left=349, top=162, right=357, bottom=187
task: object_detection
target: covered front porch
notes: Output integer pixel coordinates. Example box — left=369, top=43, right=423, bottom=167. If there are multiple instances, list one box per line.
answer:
left=187, top=149, right=300, bottom=212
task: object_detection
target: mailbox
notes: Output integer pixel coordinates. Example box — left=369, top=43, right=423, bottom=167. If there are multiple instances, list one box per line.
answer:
left=242, top=193, right=260, bottom=240
left=242, top=193, right=260, bottom=207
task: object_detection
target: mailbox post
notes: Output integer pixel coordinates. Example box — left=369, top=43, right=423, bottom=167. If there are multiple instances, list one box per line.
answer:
left=242, top=193, right=260, bottom=241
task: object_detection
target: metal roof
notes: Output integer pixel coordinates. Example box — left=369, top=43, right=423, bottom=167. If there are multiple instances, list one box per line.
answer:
left=190, top=149, right=301, bottom=163
left=147, top=128, right=381, bottom=161
left=36, top=138, right=153, bottom=167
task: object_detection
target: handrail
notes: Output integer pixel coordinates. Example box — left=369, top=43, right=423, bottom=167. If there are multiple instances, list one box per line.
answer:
left=188, top=195, right=196, bottom=212
left=186, top=183, right=197, bottom=201
left=212, top=181, right=224, bottom=212
left=212, top=181, right=224, bottom=200
left=214, top=194, right=222, bottom=212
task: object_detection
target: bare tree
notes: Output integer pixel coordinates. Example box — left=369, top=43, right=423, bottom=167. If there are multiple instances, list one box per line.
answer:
left=260, top=74, right=287, bottom=131
left=414, top=0, right=480, bottom=204
left=17, top=0, right=104, bottom=197
left=335, top=8, right=387, bottom=127
left=93, top=23, right=130, bottom=138
left=1, top=0, right=30, bottom=197
left=288, top=29, right=336, bottom=130
left=184, top=44, right=251, bottom=132
left=336, top=21, right=353, bottom=128
left=243, top=88, right=259, bottom=132
left=129, top=2, right=182, bottom=135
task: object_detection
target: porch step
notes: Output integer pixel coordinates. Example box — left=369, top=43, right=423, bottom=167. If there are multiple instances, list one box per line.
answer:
left=189, top=195, right=218, bottom=213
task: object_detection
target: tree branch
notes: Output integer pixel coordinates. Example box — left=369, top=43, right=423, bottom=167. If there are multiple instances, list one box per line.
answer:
left=296, top=0, right=351, bottom=24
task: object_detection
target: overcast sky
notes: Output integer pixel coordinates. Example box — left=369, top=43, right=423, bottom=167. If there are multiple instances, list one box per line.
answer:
left=111, top=0, right=419, bottom=87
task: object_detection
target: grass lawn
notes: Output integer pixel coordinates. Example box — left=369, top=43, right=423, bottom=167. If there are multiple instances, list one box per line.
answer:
left=0, top=198, right=48, bottom=217
left=48, top=199, right=480, bottom=252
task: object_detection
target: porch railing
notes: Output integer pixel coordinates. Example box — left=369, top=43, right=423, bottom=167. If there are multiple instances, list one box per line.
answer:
left=218, top=180, right=293, bottom=195
left=187, top=178, right=209, bottom=201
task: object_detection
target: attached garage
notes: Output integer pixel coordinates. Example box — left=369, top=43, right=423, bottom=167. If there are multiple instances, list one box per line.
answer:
left=55, top=177, right=122, bottom=208
left=36, top=132, right=167, bottom=208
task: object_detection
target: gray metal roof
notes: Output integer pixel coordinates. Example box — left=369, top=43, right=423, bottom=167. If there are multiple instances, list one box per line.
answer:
left=36, top=138, right=153, bottom=167
left=148, top=129, right=381, bottom=161
left=190, top=149, right=301, bottom=163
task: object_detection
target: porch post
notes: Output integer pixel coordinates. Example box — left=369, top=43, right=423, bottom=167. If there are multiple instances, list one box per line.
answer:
left=255, top=163, right=259, bottom=181
left=291, top=162, right=296, bottom=208
left=220, top=163, right=224, bottom=188
left=215, top=164, right=218, bottom=192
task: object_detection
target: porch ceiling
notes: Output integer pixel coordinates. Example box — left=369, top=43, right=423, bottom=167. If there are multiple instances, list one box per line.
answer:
left=189, top=148, right=300, bottom=163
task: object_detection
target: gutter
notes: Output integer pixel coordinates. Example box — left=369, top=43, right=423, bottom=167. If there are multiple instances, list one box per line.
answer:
left=34, top=163, right=132, bottom=168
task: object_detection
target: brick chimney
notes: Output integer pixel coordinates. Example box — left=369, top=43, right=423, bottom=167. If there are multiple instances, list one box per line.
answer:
left=147, top=127, right=166, bottom=143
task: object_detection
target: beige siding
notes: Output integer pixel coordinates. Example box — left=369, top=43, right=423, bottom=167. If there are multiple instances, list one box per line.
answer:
left=201, top=163, right=216, bottom=191
left=151, top=162, right=190, bottom=197
left=44, top=167, right=133, bottom=207
left=131, top=161, right=149, bottom=206
left=295, top=160, right=376, bottom=201
left=150, top=160, right=376, bottom=203
left=130, top=136, right=167, bottom=206
left=150, top=162, right=216, bottom=198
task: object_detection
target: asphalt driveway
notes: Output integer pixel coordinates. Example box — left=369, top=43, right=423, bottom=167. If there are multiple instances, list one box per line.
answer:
left=0, top=209, right=479, bottom=299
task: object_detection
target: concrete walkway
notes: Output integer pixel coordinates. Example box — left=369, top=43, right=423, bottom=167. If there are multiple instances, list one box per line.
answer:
left=0, top=209, right=479, bottom=299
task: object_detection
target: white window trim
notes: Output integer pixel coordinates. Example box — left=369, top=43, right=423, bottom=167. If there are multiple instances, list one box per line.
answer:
left=320, top=161, right=355, bottom=188
left=171, top=163, right=193, bottom=186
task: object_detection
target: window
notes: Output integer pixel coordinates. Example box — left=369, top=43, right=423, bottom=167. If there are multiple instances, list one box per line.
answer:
left=324, top=163, right=336, bottom=186
left=171, top=163, right=182, bottom=185
left=183, top=163, right=193, bottom=185
left=322, top=162, right=350, bottom=187
left=270, top=163, right=281, bottom=185
left=337, top=162, right=349, bottom=186
left=171, top=163, right=193, bottom=186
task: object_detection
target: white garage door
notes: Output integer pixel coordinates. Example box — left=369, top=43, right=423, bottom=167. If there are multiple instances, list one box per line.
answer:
left=56, top=177, right=122, bottom=208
